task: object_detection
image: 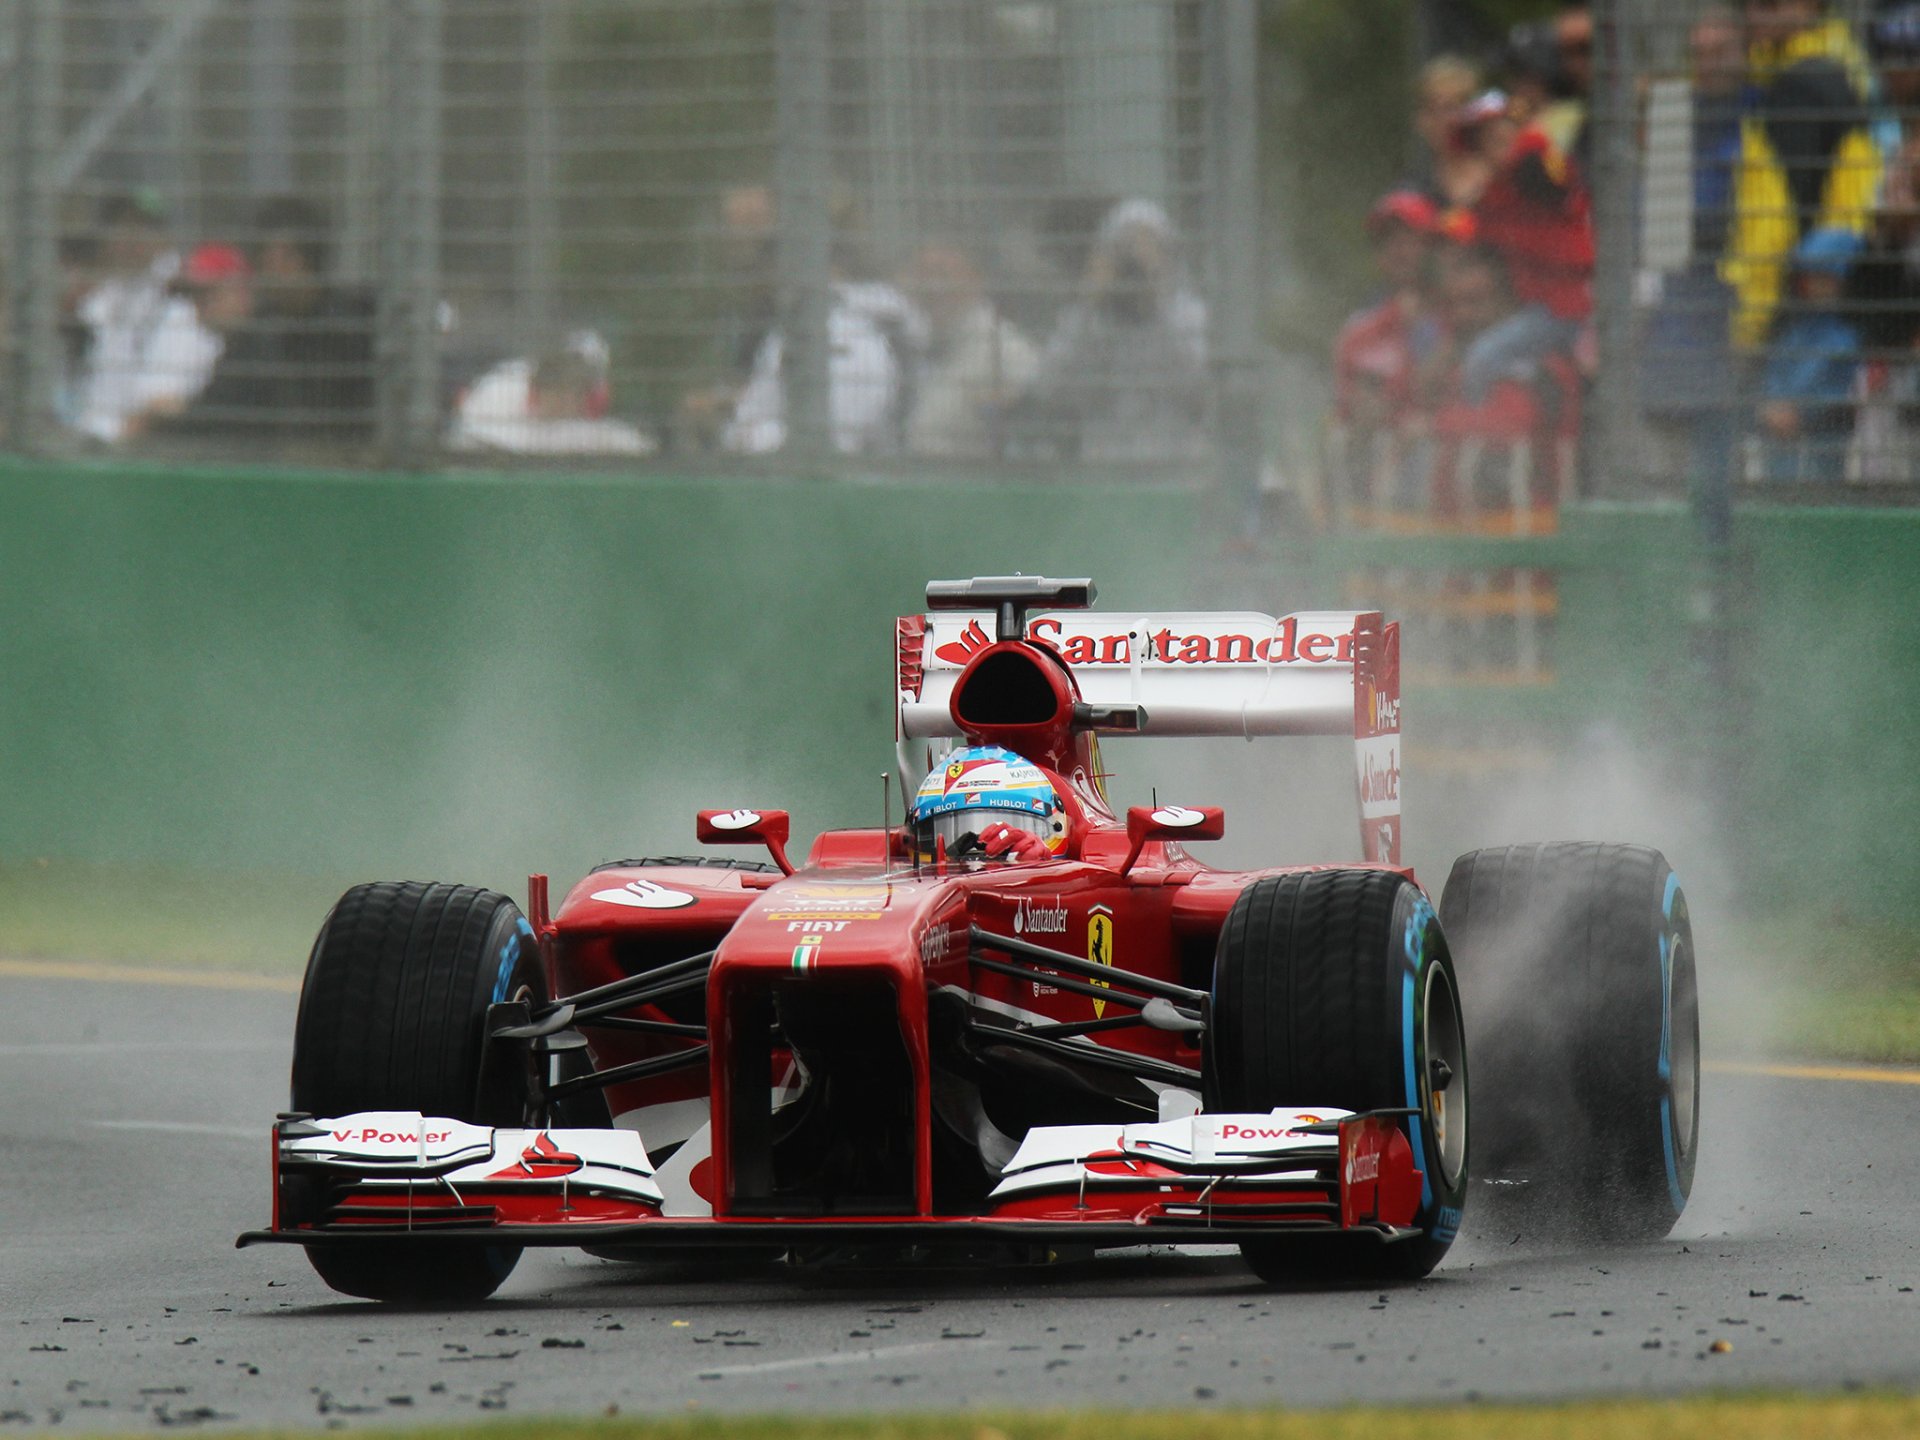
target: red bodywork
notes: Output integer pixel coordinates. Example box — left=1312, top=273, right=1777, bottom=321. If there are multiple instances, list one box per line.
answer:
left=525, top=622, right=1417, bottom=1230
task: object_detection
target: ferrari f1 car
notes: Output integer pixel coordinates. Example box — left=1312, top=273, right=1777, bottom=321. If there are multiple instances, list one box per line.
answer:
left=240, top=577, right=1700, bottom=1301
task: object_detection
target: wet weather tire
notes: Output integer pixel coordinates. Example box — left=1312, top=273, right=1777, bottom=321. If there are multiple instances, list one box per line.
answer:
left=290, top=881, right=544, bottom=1303
left=1440, top=843, right=1698, bottom=1243
left=1207, top=870, right=1468, bottom=1283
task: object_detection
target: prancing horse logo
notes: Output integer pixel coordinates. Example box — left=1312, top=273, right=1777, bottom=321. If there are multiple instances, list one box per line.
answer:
left=1088, top=905, right=1115, bottom=1018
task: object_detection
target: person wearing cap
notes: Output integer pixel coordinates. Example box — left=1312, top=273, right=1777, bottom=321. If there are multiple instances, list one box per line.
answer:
left=1021, top=197, right=1210, bottom=463
left=162, top=195, right=378, bottom=444
left=1331, top=191, right=1447, bottom=518
left=1458, top=88, right=1594, bottom=334
left=1438, top=87, right=1594, bottom=428
left=71, top=192, right=180, bottom=444
left=1723, top=0, right=1881, bottom=351
left=1757, top=227, right=1865, bottom=482
left=118, top=243, right=253, bottom=442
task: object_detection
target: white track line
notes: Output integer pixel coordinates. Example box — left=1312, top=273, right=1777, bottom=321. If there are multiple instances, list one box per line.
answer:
left=698, top=1336, right=997, bottom=1378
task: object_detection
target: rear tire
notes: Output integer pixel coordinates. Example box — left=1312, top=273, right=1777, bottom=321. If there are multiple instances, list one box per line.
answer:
left=290, top=881, right=544, bottom=1302
left=1440, top=843, right=1698, bottom=1243
left=1206, top=870, right=1468, bottom=1283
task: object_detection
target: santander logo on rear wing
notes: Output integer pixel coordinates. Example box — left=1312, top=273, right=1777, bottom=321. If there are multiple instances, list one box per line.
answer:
left=896, top=608, right=1403, bottom=866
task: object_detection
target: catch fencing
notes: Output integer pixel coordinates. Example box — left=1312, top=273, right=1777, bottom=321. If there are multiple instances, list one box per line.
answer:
left=1590, top=0, right=1920, bottom=512
left=0, top=0, right=1259, bottom=482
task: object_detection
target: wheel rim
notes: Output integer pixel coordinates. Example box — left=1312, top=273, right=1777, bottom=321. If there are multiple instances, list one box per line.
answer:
left=1668, top=935, right=1699, bottom=1159
left=1422, top=962, right=1468, bottom=1191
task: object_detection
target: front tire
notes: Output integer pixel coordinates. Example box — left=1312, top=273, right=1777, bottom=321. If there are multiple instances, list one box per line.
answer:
left=1440, top=843, right=1698, bottom=1243
left=1206, top=870, right=1468, bottom=1283
left=291, top=881, right=544, bottom=1302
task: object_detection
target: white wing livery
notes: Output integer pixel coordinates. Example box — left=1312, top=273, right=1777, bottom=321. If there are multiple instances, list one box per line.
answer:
left=897, top=608, right=1403, bottom=866
left=275, top=1111, right=665, bottom=1228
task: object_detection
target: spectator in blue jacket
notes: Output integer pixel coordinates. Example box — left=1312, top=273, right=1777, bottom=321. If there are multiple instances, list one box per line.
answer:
left=1757, top=227, right=1865, bottom=482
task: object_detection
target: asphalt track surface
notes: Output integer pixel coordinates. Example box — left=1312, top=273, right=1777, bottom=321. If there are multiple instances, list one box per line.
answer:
left=3, top=965, right=1917, bottom=1432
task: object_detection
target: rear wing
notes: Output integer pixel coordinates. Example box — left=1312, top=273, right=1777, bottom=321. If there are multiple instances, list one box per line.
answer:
left=895, top=609, right=1402, bottom=866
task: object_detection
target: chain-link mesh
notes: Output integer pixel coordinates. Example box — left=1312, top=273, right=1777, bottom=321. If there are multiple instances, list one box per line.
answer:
left=0, top=0, right=1253, bottom=479
left=1594, top=0, right=1920, bottom=510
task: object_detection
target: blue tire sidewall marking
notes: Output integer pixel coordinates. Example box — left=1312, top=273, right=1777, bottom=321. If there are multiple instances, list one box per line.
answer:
left=1658, top=870, right=1686, bottom=1215
left=492, top=915, right=534, bottom=1004
left=1402, top=893, right=1435, bottom=1217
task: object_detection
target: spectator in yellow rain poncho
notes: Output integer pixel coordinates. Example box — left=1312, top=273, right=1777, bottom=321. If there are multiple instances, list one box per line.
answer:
left=1724, top=1, right=1883, bottom=350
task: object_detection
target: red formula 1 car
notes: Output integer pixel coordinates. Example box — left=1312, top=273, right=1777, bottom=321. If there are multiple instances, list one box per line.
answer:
left=241, top=577, right=1700, bottom=1301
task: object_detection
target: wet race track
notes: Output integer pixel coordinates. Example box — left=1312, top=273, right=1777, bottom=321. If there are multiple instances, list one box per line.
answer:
left=2, top=968, right=1917, bottom=1431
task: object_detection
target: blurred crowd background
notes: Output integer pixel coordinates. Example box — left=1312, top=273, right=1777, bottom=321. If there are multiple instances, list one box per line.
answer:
left=1332, top=0, right=1920, bottom=539
left=7, top=0, right=1248, bottom=473
left=9, top=0, right=1920, bottom=510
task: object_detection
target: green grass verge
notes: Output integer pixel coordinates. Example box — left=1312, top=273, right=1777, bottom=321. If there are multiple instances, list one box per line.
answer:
left=0, top=859, right=345, bottom=973
left=50, top=1396, right=1920, bottom=1440
left=1727, top=912, right=1920, bottom=1065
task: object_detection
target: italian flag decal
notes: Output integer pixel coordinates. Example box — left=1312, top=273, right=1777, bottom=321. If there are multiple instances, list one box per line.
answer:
left=791, top=934, right=823, bottom=971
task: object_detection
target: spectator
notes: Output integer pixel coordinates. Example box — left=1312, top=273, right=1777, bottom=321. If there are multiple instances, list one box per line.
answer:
left=720, top=296, right=903, bottom=456
left=1430, top=243, right=1578, bottom=517
left=1724, top=0, right=1881, bottom=350
left=1459, top=90, right=1595, bottom=352
left=678, top=184, right=778, bottom=451
left=1330, top=191, right=1446, bottom=515
left=1844, top=132, right=1920, bottom=479
left=897, top=242, right=1038, bottom=459
left=1757, top=228, right=1864, bottom=482
left=1335, top=192, right=1444, bottom=428
left=1020, top=198, right=1210, bottom=463
left=71, top=192, right=179, bottom=443
left=1870, top=2, right=1920, bottom=132
left=711, top=185, right=918, bottom=457
left=1501, top=3, right=1590, bottom=172
left=1408, top=55, right=1490, bottom=208
left=1459, top=94, right=1597, bottom=341
left=1639, top=12, right=1747, bottom=408
left=450, top=334, right=656, bottom=457
left=118, top=243, right=253, bottom=442
left=165, top=196, right=377, bottom=443
left=1640, top=8, right=1749, bottom=543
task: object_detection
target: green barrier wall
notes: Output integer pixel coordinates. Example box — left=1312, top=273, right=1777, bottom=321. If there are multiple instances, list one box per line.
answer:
left=2, top=459, right=1914, bottom=918
left=0, top=460, right=1205, bottom=891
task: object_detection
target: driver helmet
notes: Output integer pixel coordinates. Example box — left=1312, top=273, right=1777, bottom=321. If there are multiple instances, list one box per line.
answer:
left=910, top=745, right=1069, bottom=860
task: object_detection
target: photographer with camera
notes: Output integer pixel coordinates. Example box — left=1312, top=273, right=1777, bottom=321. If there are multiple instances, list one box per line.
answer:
left=1018, top=198, right=1210, bottom=464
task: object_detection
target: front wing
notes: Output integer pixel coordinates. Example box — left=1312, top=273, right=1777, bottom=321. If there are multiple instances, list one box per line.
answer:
left=240, top=1107, right=1425, bottom=1253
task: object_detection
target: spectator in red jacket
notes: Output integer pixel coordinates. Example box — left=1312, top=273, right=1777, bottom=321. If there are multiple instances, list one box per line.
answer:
left=1331, top=191, right=1449, bottom=517
left=1439, top=90, right=1595, bottom=403
left=1334, top=191, right=1444, bottom=430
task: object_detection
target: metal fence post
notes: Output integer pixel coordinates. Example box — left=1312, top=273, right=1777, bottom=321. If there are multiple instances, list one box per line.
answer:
left=1207, top=0, right=1262, bottom=518
left=518, top=1, right=557, bottom=347
left=247, top=0, right=295, bottom=197
left=341, top=0, right=382, bottom=287
left=775, top=0, right=831, bottom=466
left=376, top=0, right=443, bottom=468
left=403, top=0, right=444, bottom=464
left=5, top=0, right=60, bottom=454
left=1588, top=0, right=1639, bottom=500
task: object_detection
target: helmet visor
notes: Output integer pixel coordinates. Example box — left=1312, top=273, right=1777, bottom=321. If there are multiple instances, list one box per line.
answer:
left=912, top=807, right=1056, bottom=860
